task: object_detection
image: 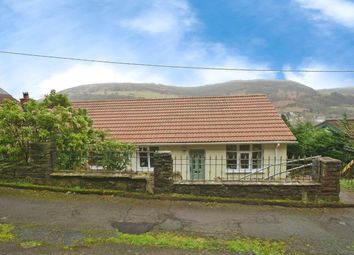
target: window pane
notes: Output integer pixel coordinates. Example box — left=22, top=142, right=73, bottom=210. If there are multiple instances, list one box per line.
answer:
left=139, top=156, right=148, bottom=167
left=252, top=151, right=261, bottom=160
left=240, top=153, right=249, bottom=169
left=226, top=145, right=237, bottom=151
left=149, top=146, right=159, bottom=152
left=253, top=144, right=262, bottom=151
left=252, top=152, right=262, bottom=169
left=227, top=152, right=237, bottom=160
left=149, top=152, right=155, bottom=167
left=240, top=145, right=250, bottom=151
left=227, top=160, right=237, bottom=169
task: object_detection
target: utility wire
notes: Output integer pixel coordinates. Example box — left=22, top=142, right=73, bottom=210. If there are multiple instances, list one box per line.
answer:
left=1, top=50, right=354, bottom=73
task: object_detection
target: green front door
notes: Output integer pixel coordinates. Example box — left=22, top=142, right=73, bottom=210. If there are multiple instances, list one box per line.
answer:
left=189, top=150, right=205, bottom=180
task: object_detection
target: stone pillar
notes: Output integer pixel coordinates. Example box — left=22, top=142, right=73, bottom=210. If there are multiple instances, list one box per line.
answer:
left=318, top=157, right=341, bottom=201
left=28, top=143, right=54, bottom=184
left=153, top=151, right=173, bottom=193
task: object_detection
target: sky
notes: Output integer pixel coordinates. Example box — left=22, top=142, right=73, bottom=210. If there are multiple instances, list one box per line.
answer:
left=0, top=0, right=354, bottom=99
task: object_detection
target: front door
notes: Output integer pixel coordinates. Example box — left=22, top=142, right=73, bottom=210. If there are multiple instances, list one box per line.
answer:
left=189, top=150, right=205, bottom=180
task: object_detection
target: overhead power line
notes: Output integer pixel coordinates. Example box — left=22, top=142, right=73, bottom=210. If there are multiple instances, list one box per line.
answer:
left=1, top=50, right=354, bottom=73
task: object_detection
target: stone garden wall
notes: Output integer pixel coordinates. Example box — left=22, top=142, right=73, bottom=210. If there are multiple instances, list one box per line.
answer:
left=153, top=152, right=342, bottom=201
left=0, top=143, right=148, bottom=193
left=0, top=144, right=342, bottom=201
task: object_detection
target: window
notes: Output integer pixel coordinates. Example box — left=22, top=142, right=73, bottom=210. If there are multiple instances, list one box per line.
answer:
left=226, top=144, right=263, bottom=173
left=226, top=145, right=237, bottom=170
left=138, top=146, right=158, bottom=168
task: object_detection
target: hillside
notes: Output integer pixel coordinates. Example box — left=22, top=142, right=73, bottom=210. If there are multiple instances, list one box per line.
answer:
left=59, top=80, right=354, bottom=123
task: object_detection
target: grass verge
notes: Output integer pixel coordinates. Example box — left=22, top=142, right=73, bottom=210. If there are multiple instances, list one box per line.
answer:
left=341, top=179, right=354, bottom=192
left=82, top=231, right=289, bottom=255
left=0, top=180, right=352, bottom=208
left=20, top=240, right=46, bottom=249
left=0, top=223, right=15, bottom=242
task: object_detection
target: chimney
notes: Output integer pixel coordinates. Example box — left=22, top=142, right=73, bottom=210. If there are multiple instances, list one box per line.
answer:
left=20, top=92, right=30, bottom=106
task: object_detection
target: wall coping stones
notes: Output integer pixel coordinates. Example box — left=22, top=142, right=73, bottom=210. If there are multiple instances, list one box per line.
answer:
left=50, top=171, right=150, bottom=180
left=318, top=157, right=342, bottom=164
left=174, top=181, right=321, bottom=186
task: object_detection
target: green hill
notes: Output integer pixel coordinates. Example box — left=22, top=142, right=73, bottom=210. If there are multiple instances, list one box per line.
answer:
left=59, top=80, right=354, bottom=123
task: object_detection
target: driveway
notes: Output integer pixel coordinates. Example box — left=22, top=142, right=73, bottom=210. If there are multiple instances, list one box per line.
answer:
left=0, top=187, right=353, bottom=255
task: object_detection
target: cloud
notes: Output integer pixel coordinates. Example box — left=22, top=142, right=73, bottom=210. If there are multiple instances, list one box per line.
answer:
left=284, top=62, right=354, bottom=89
left=295, top=0, right=354, bottom=29
left=119, top=0, right=196, bottom=35
left=0, top=0, right=279, bottom=98
left=37, top=64, right=169, bottom=96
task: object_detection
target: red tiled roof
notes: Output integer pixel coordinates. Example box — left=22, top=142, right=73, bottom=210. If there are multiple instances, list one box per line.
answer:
left=316, top=118, right=354, bottom=132
left=0, top=94, right=15, bottom=104
left=73, top=95, right=296, bottom=144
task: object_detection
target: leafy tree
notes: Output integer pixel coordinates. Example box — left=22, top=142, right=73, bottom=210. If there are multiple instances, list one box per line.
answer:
left=287, top=121, right=350, bottom=163
left=90, top=140, right=135, bottom=171
left=0, top=90, right=135, bottom=170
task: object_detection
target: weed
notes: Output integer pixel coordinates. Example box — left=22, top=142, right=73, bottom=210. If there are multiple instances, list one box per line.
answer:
left=227, top=238, right=286, bottom=255
left=82, top=231, right=295, bottom=254
left=0, top=223, right=15, bottom=242
left=20, top=240, right=45, bottom=249
left=341, top=179, right=354, bottom=191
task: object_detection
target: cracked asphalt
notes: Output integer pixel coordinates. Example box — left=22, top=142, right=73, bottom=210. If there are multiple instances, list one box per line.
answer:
left=0, top=187, right=353, bottom=255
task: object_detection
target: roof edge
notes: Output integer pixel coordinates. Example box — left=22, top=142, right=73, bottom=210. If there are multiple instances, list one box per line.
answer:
left=134, top=141, right=298, bottom=146
left=71, top=94, right=268, bottom=104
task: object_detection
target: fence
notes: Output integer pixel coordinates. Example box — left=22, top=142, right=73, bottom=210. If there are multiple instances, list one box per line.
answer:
left=170, top=155, right=319, bottom=183
left=57, top=150, right=320, bottom=184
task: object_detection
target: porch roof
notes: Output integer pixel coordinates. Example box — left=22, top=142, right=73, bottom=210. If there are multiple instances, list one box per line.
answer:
left=73, top=95, right=296, bottom=144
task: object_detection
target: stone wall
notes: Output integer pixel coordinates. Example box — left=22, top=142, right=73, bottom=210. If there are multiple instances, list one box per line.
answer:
left=49, top=172, right=148, bottom=193
left=153, top=152, right=173, bottom=193
left=0, top=143, right=54, bottom=184
left=153, top=152, right=341, bottom=201
left=0, top=143, right=149, bottom=193
left=0, top=146, right=342, bottom=201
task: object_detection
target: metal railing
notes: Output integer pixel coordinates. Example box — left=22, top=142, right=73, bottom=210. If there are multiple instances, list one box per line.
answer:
left=172, top=156, right=320, bottom=184
left=54, top=150, right=321, bottom=184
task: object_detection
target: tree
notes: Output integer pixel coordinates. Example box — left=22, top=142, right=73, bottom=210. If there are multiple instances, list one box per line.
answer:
left=287, top=121, right=350, bottom=163
left=0, top=90, right=135, bottom=170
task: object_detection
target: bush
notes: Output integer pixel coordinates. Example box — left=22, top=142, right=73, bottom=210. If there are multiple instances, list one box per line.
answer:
left=90, top=141, right=135, bottom=171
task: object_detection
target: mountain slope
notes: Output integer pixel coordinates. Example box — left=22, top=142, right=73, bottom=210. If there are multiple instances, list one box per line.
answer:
left=59, top=80, right=354, bottom=123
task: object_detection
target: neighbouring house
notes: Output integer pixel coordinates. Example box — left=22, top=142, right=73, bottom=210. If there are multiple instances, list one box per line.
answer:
left=315, top=118, right=354, bottom=135
left=0, top=88, right=16, bottom=104
left=73, top=95, right=297, bottom=181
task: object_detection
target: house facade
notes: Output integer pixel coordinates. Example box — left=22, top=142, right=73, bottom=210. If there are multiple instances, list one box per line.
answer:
left=73, top=95, right=296, bottom=181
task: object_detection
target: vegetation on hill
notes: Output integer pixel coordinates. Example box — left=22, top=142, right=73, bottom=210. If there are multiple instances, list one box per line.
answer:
left=59, top=80, right=354, bottom=123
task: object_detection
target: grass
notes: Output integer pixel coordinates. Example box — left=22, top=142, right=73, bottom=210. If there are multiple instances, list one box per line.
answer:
left=81, top=231, right=293, bottom=255
left=20, top=240, right=46, bottom=249
left=0, top=223, right=15, bottom=242
left=341, top=179, right=354, bottom=192
left=226, top=238, right=286, bottom=255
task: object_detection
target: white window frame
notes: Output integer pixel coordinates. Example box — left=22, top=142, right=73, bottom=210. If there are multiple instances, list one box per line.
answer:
left=138, top=146, right=159, bottom=170
left=226, top=144, right=263, bottom=173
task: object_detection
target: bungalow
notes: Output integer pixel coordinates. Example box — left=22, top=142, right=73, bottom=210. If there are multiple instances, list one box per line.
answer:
left=73, top=95, right=297, bottom=181
left=315, top=118, right=354, bottom=135
left=0, top=88, right=16, bottom=104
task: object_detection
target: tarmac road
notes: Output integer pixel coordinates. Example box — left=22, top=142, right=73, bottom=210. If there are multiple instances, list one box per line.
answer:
left=0, top=187, right=353, bottom=255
